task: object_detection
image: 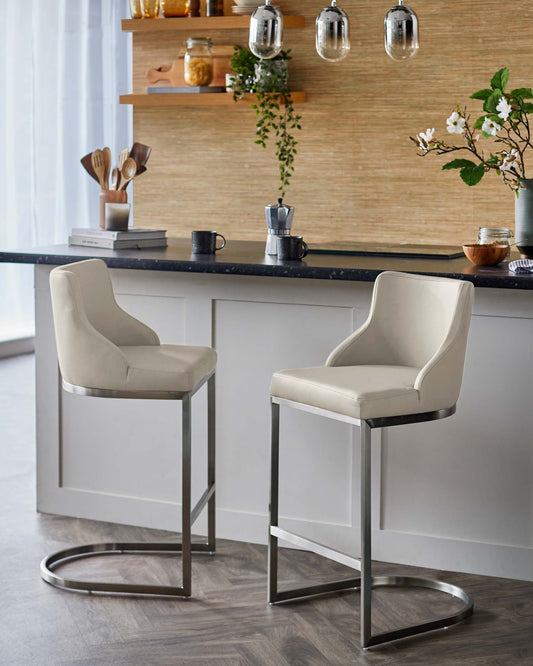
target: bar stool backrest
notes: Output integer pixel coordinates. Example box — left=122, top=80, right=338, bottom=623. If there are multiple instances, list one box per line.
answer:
left=49, top=259, right=159, bottom=388
left=327, top=271, right=474, bottom=410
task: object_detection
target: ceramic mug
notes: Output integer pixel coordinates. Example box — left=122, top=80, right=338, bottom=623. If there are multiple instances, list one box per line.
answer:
left=277, top=235, right=308, bottom=260
left=191, top=230, right=226, bottom=254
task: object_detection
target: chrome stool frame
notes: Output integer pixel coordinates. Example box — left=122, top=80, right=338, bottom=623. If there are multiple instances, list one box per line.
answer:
left=268, top=397, right=473, bottom=649
left=40, top=372, right=216, bottom=598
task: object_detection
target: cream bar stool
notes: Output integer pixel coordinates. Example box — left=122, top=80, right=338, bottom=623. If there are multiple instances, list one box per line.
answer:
left=268, top=271, right=475, bottom=648
left=40, top=259, right=216, bottom=597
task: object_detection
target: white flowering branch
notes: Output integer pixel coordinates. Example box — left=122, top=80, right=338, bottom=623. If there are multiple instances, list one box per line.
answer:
left=410, top=68, right=533, bottom=194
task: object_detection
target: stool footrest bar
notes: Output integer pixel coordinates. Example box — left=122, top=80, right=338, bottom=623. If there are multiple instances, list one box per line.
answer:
left=273, top=577, right=361, bottom=603
left=271, top=526, right=361, bottom=571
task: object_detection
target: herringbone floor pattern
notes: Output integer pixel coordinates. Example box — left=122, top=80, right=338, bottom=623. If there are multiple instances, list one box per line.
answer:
left=1, top=354, right=532, bottom=665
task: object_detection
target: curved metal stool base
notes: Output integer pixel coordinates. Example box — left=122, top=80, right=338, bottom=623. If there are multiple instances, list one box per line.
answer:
left=40, top=541, right=213, bottom=597
left=271, top=574, right=473, bottom=648
left=366, top=575, right=473, bottom=648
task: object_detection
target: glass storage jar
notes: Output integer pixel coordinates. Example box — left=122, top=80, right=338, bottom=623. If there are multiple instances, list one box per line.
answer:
left=161, top=0, right=189, bottom=16
left=140, top=0, right=160, bottom=17
left=477, top=227, right=513, bottom=259
left=129, top=0, right=143, bottom=18
left=184, top=38, right=214, bottom=87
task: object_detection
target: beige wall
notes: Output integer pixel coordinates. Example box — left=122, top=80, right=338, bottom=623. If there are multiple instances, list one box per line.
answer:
left=130, top=0, right=533, bottom=245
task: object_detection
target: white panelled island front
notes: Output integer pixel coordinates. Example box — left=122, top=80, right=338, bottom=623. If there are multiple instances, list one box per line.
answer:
left=3, top=240, right=533, bottom=582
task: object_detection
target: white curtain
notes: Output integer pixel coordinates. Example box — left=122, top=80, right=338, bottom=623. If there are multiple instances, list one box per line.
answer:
left=0, top=0, right=132, bottom=340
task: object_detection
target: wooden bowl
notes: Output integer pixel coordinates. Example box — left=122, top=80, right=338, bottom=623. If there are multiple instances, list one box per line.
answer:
left=462, top=243, right=509, bottom=266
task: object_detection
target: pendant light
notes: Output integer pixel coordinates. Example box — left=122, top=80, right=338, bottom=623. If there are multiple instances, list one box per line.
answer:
left=249, top=0, right=284, bottom=60
left=384, top=0, right=419, bottom=61
left=316, top=1, right=351, bottom=62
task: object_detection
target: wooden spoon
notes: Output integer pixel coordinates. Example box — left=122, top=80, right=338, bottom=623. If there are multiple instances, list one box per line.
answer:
left=102, top=147, right=112, bottom=191
left=115, top=149, right=129, bottom=189
left=119, top=157, right=137, bottom=190
left=91, top=149, right=107, bottom=190
left=111, top=167, right=120, bottom=191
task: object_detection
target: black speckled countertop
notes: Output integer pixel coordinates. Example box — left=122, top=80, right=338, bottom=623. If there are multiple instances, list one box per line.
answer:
left=0, top=238, right=532, bottom=290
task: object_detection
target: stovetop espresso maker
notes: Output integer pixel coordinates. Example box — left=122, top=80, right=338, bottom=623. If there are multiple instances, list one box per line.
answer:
left=265, top=198, right=294, bottom=255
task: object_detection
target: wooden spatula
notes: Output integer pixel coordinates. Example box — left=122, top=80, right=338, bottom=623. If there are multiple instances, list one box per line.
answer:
left=102, top=147, right=111, bottom=191
left=91, top=150, right=107, bottom=190
left=129, top=143, right=152, bottom=173
left=80, top=153, right=100, bottom=184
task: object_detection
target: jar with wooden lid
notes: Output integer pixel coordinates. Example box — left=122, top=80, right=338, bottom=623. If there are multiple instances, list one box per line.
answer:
left=184, top=37, right=214, bottom=87
left=161, top=0, right=189, bottom=17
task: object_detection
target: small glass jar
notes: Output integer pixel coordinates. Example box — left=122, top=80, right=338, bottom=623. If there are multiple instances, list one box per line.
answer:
left=161, top=0, right=189, bottom=17
left=129, top=0, right=143, bottom=18
left=477, top=227, right=513, bottom=259
left=140, top=0, right=160, bottom=18
left=254, top=60, right=288, bottom=92
left=184, top=38, right=214, bottom=87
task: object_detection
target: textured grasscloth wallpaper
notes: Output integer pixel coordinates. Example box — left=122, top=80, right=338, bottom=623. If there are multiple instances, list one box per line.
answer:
left=129, top=1, right=532, bottom=245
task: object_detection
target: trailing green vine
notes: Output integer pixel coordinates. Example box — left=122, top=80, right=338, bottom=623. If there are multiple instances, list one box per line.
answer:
left=230, top=47, right=302, bottom=198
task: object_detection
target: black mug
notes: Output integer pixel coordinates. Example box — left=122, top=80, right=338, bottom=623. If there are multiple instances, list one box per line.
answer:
left=191, top=230, right=226, bottom=254
left=277, top=235, right=308, bottom=260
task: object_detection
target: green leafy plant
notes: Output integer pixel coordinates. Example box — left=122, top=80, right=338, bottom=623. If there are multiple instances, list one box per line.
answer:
left=411, top=67, right=533, bottom=194
left=230, top=47, right=302, bottom=198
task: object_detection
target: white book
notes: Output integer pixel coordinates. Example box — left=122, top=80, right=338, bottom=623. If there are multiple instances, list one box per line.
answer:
left=70, top=227, right=167, bottom=240
left=69, top=235, right=168, bottom=250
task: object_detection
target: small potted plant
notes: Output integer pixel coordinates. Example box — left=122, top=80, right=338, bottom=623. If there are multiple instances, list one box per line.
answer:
left=230, top=47, right=302, bottom=199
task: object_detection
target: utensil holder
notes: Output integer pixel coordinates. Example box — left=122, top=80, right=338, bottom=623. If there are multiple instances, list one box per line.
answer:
left=99, top=191, right=127, bottom=230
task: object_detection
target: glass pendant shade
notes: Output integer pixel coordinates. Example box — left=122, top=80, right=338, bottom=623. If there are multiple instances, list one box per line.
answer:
left=249, top=0, right=284, bottom=60
left=316, top=1, right=350, bottom=62
left=384, top=0, right=419, bottom=61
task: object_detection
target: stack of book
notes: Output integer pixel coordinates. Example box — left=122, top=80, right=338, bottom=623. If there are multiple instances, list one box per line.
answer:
left=69, top=228, right=168, bottom=250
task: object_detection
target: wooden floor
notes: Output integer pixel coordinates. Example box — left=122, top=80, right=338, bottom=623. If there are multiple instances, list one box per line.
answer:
left=2, top=354, right=533, bottom=665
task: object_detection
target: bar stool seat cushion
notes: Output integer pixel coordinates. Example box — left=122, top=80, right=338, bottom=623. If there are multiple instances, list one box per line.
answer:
left=270, top=364, right=420, bottom=420
left=119, top=344, right=217, bottom=392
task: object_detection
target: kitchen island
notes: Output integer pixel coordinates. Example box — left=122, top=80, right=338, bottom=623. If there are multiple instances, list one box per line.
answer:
left=2, top=240, right=532, bottom=581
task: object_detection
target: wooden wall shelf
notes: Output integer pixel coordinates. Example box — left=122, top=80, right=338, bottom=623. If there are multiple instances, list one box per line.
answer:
left=122, top=16, right=305, bottom=32
left=120, top=92, right=307, bottom=106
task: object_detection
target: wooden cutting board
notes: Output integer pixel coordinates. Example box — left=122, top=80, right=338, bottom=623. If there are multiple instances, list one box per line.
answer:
left=146, top=44, right=236, bottom=88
